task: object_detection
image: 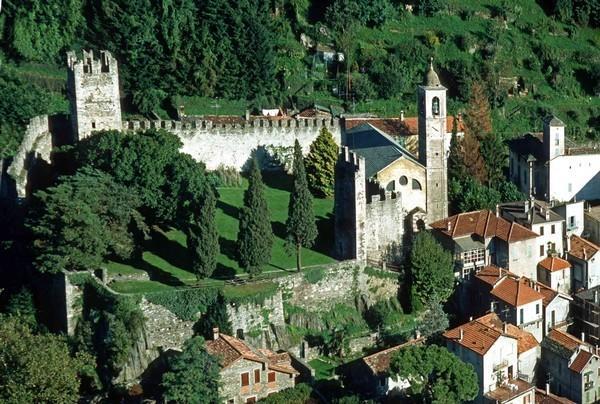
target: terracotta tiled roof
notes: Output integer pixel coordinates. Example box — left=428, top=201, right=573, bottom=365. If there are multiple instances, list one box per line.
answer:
left=538, top=256, right=571, bottom=272
left=569, top=235, right=600, bottom=261
left=546, top=329, right=584, bottom=352
left=344, top=115, right=464, bottom=138
left=475, top=313, right=539, bottom=354
left=475, top=265, right=515, bottom=287
left=569, top=350, right=594, bottom=373
left=536, top=282, right=559, bottom=307
left=206, top=332, right=298, bottom=374
left=295, top=107, right=331, bottom=118
left=362, top=337, right=424, bottom=376
left=429, top=210, right=538, bottom=243
left=444, top=313, right=518, bottom=356
left=490, top=276, right=543, bottom=307
left=535, top=388, right=576, bottom=404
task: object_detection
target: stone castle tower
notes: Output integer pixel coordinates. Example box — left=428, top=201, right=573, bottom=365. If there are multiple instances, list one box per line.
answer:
left=67, top=50, right=122, bottom=141
left=418, top=61, right=448, bottom=222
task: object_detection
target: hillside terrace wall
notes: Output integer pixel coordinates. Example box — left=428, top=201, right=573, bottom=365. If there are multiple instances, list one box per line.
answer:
left=122, top=117, right=342, bottom=170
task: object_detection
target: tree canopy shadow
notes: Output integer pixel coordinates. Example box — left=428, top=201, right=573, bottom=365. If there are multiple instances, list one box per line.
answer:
left=216, top=200, right=240, bottom=220
left=147, top=229, right=192, bottom=274
left=261, top=170, right=293, bottom=192
left=111, top=255, right=185, bottom=287
left=218, top=236, right=238, bottom=263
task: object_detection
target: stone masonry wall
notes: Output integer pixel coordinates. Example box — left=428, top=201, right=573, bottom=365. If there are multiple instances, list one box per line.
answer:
left=365, top=191, right=405, bottom=261
left=6, top=115, right=52, bottom=198
left=122, top=118, right=341, bottom=170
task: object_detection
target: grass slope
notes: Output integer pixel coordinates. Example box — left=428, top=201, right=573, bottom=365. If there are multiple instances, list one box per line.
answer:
left=107, top=172, right=335, bottom=293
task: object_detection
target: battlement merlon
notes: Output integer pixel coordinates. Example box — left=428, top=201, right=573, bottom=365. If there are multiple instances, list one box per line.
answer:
left=339, top=146, right=364, bottom=170
left=67, top=49, right=117, bottom=74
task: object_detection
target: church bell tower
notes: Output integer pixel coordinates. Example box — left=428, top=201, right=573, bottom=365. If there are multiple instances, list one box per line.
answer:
left=418, top=60, right=448, bottom=222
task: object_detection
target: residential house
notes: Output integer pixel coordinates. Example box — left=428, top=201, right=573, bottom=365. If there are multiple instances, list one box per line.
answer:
left=430, top=210, right=539, bottom=280
left=567, top=235, right=600, bottom=290
left=552, top=200, right=584, bottom=238
left=508, top=116, right=600, bottom=203
left=572, top=286, right=600, bottom=346
left=584, top=203, right=600, bottom=244
left=500, top=199, right=566, bottom=257
left=537, top=256, right=571, bottom=295
left=536, top=282, right=572, bottom=337
left=444, top=314, right=536, bottom=404
left=205, top=328, right=299, bottom=404
left=540, top=329, right=600, bottom=404
left=342, top=337, right=424, bottom=399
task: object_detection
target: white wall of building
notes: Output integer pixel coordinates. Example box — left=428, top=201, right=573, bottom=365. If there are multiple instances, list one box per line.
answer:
left=532, top=221, right=564, bottom=257
left=508, top=239, right=538, bottom=280
left=518, top=346, right=540, bottom=383
left=517, top=299, right=544, bottom=342
left=544, top=295, right=571, bottom=336
left=548, top=154, right=600, bottom=203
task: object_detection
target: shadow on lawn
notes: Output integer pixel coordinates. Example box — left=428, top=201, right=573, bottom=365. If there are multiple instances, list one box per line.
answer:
left=271, top=213, right=334, bottom=257
left=217, top=200, right=240, bottom=220
left=150, top=229, right=192, bottom=272
left=112, top=255, right=185, bottom=287
left=261, top=170, right=292, bottom=192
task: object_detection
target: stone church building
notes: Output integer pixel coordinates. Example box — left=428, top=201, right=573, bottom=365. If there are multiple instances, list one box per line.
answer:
left=334, top=62, right=449, bottom=262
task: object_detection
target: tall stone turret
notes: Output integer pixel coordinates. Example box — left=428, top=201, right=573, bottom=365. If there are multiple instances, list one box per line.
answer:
left=418, top=60, right=448, bottom=222
left=67, top=50, right=122, bottom=141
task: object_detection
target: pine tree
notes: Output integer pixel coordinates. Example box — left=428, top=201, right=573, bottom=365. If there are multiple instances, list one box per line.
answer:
left=187, top=189, right=219, bottom=280
left=286, top=140, right=318, bottom=271
left=237, top=159, right=274, bottom=278
left=305, top=127, right=339, bottom=198
left=464, top=81, right=493, bottom=141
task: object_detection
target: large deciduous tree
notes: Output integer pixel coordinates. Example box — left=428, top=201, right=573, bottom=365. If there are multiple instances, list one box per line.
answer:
left=390, top=345, right=479, bottom=402
left=161, top=336, right=221, bottom=404
left=187, top=189, right=219, bottom=280
left=237, top=160, right=273, bottom=278
left=27, top=168, right=147, bottom=274
left=408, top=231, right=454, bottom=308
left=0, top=315, right=91, bottom=403
left=305, top=127, right=339, bottom=198
left=286, top=140, right=318, bottom=271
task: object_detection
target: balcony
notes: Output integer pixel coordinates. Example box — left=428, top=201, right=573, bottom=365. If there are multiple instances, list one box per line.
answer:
left=493, top=360, right=509, bottom=372
left=585, top=381, right=594, bottom=391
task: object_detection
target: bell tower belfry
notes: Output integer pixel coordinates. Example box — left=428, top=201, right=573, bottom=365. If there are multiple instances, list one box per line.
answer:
left=418, top=60, right=448, bottom=222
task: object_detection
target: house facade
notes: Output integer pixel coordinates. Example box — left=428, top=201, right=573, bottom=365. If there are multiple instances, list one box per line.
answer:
left=572, top=286, right=600, bottom=347
left=430, top=210, right=539, bottom=280
left=567, top=235, right=600, bottom=290
left=540, top=329, right=600, bottom=404
left=205, top=329, right=299, bottom=403
left=444, top=314, right=536, bottom=404
left=537, top=256, right=571, bottom=295
left=536, top=282, right=571, bottom=337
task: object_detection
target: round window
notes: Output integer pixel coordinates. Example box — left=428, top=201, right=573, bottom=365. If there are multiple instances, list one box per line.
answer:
left=399, top=176, right=408, bottom=186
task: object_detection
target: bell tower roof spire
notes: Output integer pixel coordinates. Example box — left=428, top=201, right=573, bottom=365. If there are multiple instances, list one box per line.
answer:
left=425, top=58, right=441, bottom=87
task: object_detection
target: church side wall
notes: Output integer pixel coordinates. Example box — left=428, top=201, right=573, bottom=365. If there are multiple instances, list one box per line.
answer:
left=122, top=118, right=341, bottom=170
left=549, top=154, right=600, bottom=203
left=375, top=158, right=426, bottom=214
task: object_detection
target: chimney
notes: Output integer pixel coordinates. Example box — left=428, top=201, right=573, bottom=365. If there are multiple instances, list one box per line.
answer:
left=447, top=221, right=452, bottom=232
left=582, top=332, right=585, bottom=343
left=595, top=290, right=598, bottom=304
left=545, top=383, right=550, bottom=395
left=503, top=322, right=508, bottom=334
left=496, top=204, right=500, bottom=217
left=415, top=329, right=421, bottom=339
left=459, top=328, right=464, bottom=341
left=584, top=248, right=588, bottom=260
left=400, top=110, right=405, bottom=121
left=524, top=200, right=530, bottom=213
left=566, top=236, right=571, bottom=253
left=245, top=109, right=250, bottom=121
left=458, top=112, right=463, bottom=122
left=490, top=301, right=496, bottom=313
left=213, top=327, right=220, bottom=341
left=545, top=207, right=550, bottom=221
left=469, top=316, right=473, bottom=321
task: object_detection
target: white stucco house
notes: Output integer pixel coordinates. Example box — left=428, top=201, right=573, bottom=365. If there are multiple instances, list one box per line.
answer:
left=509, top=116, right=600, bottom=204
left=444, top=313, right=537, bottom=404
left=567, top=235, right=600, bottom=291
left=536, top=281, right=572, bottom=338
left=537, top=255, right=571, bottom=295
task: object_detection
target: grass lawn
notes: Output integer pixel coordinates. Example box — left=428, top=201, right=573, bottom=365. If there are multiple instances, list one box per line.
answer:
left=107, top=172, right=336, bottom=294
left=309, top=357, right=338, bottom=381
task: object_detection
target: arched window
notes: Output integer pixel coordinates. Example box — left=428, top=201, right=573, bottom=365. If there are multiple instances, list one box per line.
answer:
left=432, top=97, right=440, bottom=116
left=412, top=179, right=422, bottom=190
left=399, top=176, right=408, bottom=186
left=386, top=181, right=395, bottom=191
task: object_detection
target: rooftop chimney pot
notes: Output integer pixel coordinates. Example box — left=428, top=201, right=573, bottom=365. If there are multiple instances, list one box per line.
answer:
left=213, top=327, right=220, bottom=341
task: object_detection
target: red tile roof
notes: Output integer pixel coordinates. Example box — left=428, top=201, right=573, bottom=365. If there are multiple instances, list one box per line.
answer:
left=344, top=115, right=464, bottom=138
left=430, top=210, right=538, bottom=243
left=535, top=388, right=576, bottom=404
left=546, top=329, right=584, bottom=352
left=538, top=256, right=571, bottom=272
left=569, top=350, right=594, bottom=373
left=490, top=277, right=544, bottom=307
left=444, top=313, right=518, bottom=356
left=569, top=235, right=600, bottom=261
left=476, top=313, right=539, bottom=354
left=475, top=265, right=515, bottom=287
left=361, top=337, right=424, bottom=376
left=536, top=282, right=559, bottom=307
left=206, top=332, right=298, bottom=374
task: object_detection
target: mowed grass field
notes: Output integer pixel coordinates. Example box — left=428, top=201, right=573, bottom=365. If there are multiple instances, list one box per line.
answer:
left=107, top=172, right=336, bottom=294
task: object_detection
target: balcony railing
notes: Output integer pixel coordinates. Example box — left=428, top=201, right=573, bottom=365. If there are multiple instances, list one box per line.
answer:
left=493, top=360, right=509, bottom=372
left=585, top=381, right=594, bottom=391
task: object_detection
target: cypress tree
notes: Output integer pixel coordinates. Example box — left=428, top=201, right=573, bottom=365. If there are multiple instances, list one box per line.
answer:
left=305, top=127, right=339, bottom=198
left=187, top=189, right=219, bottom=280
left=286, top=140, right=318, bottom=271
left=237, top=159, right=274, bottom=278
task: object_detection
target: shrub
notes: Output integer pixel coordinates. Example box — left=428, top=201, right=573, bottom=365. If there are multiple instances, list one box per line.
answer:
left=210, top=165, right=243, bottom=187
left=145, top=288, right=220, bottom=321
left=303, top=267, right=326, bottom=284
left=259, top=383, right=314, bottom=403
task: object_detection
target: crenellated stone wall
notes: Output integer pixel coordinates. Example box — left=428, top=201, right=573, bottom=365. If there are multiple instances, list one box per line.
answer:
left=122, top=117, right=341, bottom=170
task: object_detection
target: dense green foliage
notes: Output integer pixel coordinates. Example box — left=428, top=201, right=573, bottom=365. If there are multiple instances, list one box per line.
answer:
left=161, top=337, right=221, bottom=404
left=408, top=231, right=454, bottom=308
left=237, top=161, right=274, bottom=277
left=145, top=288, right=220, bottom=322
left=305, top=127, right=339, bottom=198
left=417, top=301, right=450, bottom=339
left=28, top=168, right=147, bottom=274
left=195, top=293, right=233, bottom=340
left=286, top=140, right=318, bottom=271
left=0, top=315, right=89, bottom=403
left=188, top=189, right=219, bottom=279
left=390, top=344, right=479, bottom=403
left=258, top=383, right=314, bottom=403
left=76, top=129, right=209, bottom=227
